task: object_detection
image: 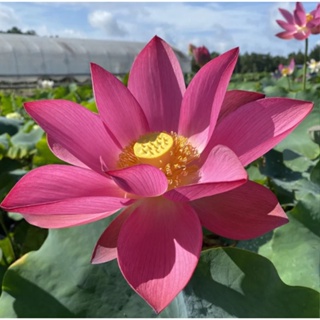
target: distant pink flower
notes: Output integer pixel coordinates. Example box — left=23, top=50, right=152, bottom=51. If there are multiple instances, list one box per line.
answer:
left=276, top=2, right=312, bottom=40
left=278, top=58, right=295, bottom=76
left=0, top=36, right=313, bottom=313
left=189, top=43, right=211, bottom=67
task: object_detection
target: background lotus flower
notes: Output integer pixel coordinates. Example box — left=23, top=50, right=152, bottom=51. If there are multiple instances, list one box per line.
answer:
left=189, top=43, right=211, bottom=67
left=0, top=36, right=313, bottom=313
left=39, top=79, right=54, bottom=89
left=278, top=58, right=295, bottom=76
left=276, top=2, right=319, bottom=90
left=308, top=3, right=320, bottom=34
left=276, top=2, right=312, bottom=40
left=307, top=58, right=320, bottom=73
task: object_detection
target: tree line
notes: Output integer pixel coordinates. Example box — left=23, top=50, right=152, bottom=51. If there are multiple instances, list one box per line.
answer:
left=208, top=46, right=320, bottom=74
left=234, top=47, right=319, bottom=73
left=0, top=26, right=37, bottom=36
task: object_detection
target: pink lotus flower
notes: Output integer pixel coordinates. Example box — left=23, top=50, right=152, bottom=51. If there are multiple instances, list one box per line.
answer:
left=276, top=2, right=315, bottom=40
left=309, top=3, right=320, bottom=34
left=189, top=43, right=211, bottom=67
left=278, top=58, right=295, bottom=76
left=0, top=36, right=313, bottom=313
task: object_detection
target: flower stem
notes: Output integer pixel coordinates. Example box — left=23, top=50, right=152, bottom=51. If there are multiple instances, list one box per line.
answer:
left=0, top=211, right=17, bottom=262
left=287, top=76, right=291, bottom=91
left=302, top=38, right=308, bottom=91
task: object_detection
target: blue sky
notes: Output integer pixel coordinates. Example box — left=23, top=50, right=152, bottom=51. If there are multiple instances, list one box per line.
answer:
left=0, top=2, right=319, bottom=57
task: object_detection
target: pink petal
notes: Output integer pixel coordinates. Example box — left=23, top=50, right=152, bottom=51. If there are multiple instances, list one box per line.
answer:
left=107, top=165, right=168, bottom=197
left=218, top=90, right=265, bottom=123
left=205, top=98, right=313, bottom=167
left=276, top=31, right=295, bottom=39
left=127, top=36, right=186, bottom=132
left=24, top=100, right=121, bottom=173
left=117, top=198, right=202, bottom=313
left=47, top=135, right=88, bottom=168
left=294, top=2, right=306, bottom=26
left=164, top=145, right=247, bottom=202
left=276, top=19, right=297, bottom=32
left=310, top=25, right=320, bottom=34
left=289, top=58, right=295, bottom=71
left=91, top=206, right=134, bottom=264
left=192, top=180, right=288, bottom=240
left=23, top=211, right=119, bottom=229
left=90, top=63, right=149, bottom=148
left=279, top=8, right=294, bottom=24
left=311, top=4, right=320, bottom=18
left=178, top=48, right=239, bottom=152
left=1, top=165, right=130, bottom=214
left=308, top=17, right=320, bottom=28
left=293, top=31, right=310, bottom=40
left=10, top=197, right=131, bottom=215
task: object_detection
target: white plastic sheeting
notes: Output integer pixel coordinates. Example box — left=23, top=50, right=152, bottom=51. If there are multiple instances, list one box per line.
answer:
left=0, top=34, right=191, bottom=83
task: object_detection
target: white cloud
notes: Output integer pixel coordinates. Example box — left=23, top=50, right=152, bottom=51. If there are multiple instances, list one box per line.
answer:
left=0, top=4, right=20, bottom=30
left=88, top=10, right=126, bottom=36
left=1, top=2, right=318, bottom=57
left=33, top=25, right=50, bottom=36
left=269, top=2, right=295, bottom=31
left=104, top=2, right=276, bottom=54
left=60, top=28, right=87, bottom=39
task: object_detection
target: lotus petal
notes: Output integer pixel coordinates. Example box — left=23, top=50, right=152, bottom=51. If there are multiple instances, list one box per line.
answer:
left=179, top=48, right=239, bottom=152
left=192, top=180, right=288, bottom=240
left=128, top=36, right=185, bottom=133
left=25, top=100, right=121, bottom=173
left=117, top=198, right=202, bottom=313
left=107, top=164, right=168, bottom=197
left=205, top=98, right=313, bottom=166
left=165, top=145, right=247, bottom=202
left=1, top=165, right=130, bottom=214
left=91, top=63, right=149, bottom=148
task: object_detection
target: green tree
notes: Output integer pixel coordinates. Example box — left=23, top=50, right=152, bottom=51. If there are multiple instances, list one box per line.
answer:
left=309, top=45, right=320, bottom=61
left=0, top=26, right=37, bottom=36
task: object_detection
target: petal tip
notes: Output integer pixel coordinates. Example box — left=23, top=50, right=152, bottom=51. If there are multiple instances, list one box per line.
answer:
left=228, top=46, right=240, bottom=57
left=90, top=62, right=103, bottom=73
left=150, top=35, right=164, bottom=44
left=23, top=100, right=36, bottom=111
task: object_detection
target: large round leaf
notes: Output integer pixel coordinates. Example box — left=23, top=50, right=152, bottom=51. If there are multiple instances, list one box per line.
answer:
left=259, top=199, right=320, bottom=292
left=165, top=247, right=319, bottom=317
left=0, top=117, right=23, bottom=136
left=0, top=215, right=156, bottom=318
left=274, top=108, right=320, bottom=160
left=0, top=219, right=318, bottom=317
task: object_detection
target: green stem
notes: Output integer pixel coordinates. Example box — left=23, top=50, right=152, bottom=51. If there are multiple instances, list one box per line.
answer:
left=1, top=248, right=9, bottom=267
left=286, top=76, right=291, bottom=91
left=0, top=212, right=17, bottom=262
left=302, top=38, right=309, bottom=91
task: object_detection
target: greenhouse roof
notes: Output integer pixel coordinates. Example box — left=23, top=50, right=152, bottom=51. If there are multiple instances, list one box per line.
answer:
left=0, top=34, right=191, bottom=83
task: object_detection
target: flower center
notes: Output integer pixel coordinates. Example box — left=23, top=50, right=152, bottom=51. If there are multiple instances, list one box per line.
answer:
left=133, top=132, right=174, bottom=166
left=281, top=67, right=291, bottom=76
left=118, top=131, right=200, bottom=189
left=296, top=24, right=309, bottom=33
left=306, top=13, right=313, bottom=23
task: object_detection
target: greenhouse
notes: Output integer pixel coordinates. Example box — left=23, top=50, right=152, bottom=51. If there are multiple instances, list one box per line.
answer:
left=0, top=33, right=191, bottom=85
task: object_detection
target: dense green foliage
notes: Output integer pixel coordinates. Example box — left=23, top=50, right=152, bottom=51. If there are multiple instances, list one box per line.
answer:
left=0, top=26, right=37, bottom=36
